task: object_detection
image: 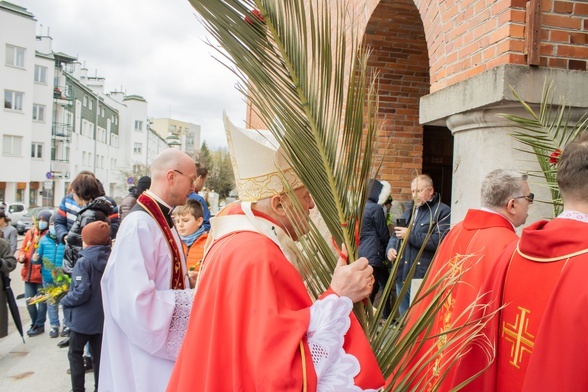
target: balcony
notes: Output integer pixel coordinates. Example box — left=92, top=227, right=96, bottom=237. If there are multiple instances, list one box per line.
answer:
left=50, top=160, right=70, bottom=177
left=52, top=123, right=73, bottom=140
left=53, top=86, right=72, bottom=106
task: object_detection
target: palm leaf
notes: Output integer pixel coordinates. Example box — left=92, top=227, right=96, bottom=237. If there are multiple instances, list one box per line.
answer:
left=188, top=0, right=497, bottom=387
left=190, top=0, right=374, bottom=257
left=503, top=80, right=588, bottom=216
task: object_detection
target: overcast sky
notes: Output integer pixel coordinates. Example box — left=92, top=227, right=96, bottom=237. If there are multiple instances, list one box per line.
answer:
left=14, top=0, right=246, bottom=149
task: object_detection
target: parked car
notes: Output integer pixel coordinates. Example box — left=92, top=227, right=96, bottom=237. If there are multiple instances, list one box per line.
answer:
left=16, top=206, right=56, bottom=235
left=2, top=202, right=27, bottom=226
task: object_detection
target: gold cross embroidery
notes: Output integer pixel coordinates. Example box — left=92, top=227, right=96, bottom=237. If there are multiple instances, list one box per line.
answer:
left=501, top=306, right=535, bottom=369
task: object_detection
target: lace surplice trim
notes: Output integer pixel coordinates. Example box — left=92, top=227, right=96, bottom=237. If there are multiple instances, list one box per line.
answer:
left=307, top=294, right=379, bottom=392
left=162, top=288, right=194, bottom=360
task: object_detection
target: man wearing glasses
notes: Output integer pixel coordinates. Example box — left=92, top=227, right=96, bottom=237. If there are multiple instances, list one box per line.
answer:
left=457, top=132, right=588, bottom=391
left=100, top=148, right=197, bottom=392
left=393, top=169, right=531, bottom=391
left=386, top=174, right=451, bottom=315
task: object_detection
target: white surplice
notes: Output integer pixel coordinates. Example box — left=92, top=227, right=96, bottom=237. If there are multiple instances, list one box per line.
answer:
left=99, top=205, right=192, bottom=392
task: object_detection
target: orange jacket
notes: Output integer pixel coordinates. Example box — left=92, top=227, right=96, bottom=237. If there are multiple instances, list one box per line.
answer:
left=182, top=232, right=209, bottom=272
left=18, top=228, right=45, bottom=283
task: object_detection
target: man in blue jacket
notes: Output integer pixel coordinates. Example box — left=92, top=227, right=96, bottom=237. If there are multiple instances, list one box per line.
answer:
left=187, top=163, right=210, bottom=232
left=386, top=174, right=450, bottom=315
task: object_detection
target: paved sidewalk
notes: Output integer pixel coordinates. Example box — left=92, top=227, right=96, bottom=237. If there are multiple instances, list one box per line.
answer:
left=0, top=276, right=94, bottom=392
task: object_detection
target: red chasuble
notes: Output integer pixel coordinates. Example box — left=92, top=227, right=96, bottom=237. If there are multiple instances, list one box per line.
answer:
left=455, top=217, right=588, bottom=392
left=390, top=209, right=518, bottom=391
left=167, top=207, right=383, bottom=391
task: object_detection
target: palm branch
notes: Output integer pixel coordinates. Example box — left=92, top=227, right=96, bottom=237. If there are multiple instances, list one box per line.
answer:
left=503, top=80, right=588, bottom=216
left=188, top=0, right=496, bottom=387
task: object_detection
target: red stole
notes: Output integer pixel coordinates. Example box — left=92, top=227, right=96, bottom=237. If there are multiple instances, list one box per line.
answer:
left=136, top=193, right=185, bottom=290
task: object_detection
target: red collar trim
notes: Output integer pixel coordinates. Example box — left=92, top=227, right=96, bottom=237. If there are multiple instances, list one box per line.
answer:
left=137, top=193, right=185, bottom=290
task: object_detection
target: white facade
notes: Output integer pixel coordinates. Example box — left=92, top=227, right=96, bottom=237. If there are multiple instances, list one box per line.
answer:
left=0, top=2, right=53, bottom=206
left=0, top=1, right=172, bottom=206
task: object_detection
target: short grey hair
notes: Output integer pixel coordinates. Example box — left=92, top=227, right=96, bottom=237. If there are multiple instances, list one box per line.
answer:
left=481, top=169, right=528, bottom=208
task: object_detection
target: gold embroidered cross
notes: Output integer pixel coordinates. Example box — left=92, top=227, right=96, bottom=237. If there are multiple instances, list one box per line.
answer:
left=501, top=306, right=534, bottom=369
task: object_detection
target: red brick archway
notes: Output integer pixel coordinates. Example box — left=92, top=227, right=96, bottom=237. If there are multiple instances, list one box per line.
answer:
left=363, top=0, right=433, bottom=202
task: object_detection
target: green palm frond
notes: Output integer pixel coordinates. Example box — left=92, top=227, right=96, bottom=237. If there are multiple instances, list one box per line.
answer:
left=503, top=80, right=588, bottom=216
left=190, top=0, right=380, bottom=335
left=189, top=0, right=375, bottom=259
left=188, top=0, right=497, bottom=387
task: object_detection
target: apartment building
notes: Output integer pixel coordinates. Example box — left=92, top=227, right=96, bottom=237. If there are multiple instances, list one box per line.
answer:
left=1, top=1, right=188, bottom=207
left=151, top=118, right=201, bottom=156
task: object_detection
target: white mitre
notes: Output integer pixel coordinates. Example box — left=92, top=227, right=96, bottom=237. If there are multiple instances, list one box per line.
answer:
left=224, top=113, right=303, bottom=202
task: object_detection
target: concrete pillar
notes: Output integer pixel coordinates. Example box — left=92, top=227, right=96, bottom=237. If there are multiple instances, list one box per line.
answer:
left=447, top=105, right=554, bottom=226
left=420, top=64, right=588, bottom=228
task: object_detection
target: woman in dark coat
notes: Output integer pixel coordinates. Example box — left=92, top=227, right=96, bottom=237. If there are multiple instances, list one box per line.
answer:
left=63, top=173, right=114, bottom=274
left=358, top=179, right=392, bottom=320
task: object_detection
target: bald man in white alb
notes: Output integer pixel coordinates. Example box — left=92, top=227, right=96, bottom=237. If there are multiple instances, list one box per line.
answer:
left=99, top=148, right=198, bottom=392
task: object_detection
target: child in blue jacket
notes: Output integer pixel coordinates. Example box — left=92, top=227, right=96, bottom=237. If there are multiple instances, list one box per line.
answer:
left=33, top=213, right=65, bottom=338
left=61, top=221, right=111, bottom=392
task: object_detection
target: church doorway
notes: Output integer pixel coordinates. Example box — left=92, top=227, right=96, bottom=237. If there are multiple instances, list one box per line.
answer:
left=422, top=125, right=454, bottom=206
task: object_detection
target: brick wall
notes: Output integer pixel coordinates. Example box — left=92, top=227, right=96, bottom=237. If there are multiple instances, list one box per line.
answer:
left=360, top=0, right=588, bottom=92
left=245, top=0, right=587, bottom=200
left=363, top=0, right=429, bottom=201
left=356, top=0, right=587, bottom=200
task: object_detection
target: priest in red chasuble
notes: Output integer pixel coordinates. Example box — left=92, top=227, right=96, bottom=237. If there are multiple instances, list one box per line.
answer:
left=455, top=132, right=588, bottom=392
left=392, top=169, right=531, bottom=391
left=167, top=116, right=384, bottom=391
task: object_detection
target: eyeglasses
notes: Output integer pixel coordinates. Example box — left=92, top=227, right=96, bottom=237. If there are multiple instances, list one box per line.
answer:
left=513, top=193, right=534, bottom=203
left=173, top=169, right=195, bottom=182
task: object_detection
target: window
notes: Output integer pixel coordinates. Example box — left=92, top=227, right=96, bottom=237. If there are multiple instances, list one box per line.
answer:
left=32, top=104, right=45, bottom=121
left=82, top=151, right=87, bottom=165
left=111, top=133, right=119, bottom=147
left=34, top=65, right=47, bottom=83
left=101, top=107, right=105, bottom=117
left=83, top=96, right=88, bottom=107
left=97, top=128, right=106, bottom=143
left=89, top=99, right=93, bottom=110
left=81, top=119, right=94, bottom=138
left=31, top=142, right=43, bottom=158
left=133, top=142, right=142, bottom=154
left=3, top=135, right=22, bottom=156
left=5, top=45, right=25, bottom=68
left=134, top=120, right=143, bottom=131
left=4, top=90, right=24, bottom=111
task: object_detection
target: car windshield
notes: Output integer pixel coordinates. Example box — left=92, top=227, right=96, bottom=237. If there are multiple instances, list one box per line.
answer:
left=22, top=207, right=47, bottom=218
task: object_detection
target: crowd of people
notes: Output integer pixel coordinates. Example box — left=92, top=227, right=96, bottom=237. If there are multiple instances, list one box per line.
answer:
left=0, top=127, right=586, bottom=391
